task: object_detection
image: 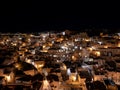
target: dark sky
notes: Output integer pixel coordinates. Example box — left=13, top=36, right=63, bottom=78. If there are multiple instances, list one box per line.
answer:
left=1, top=3, right=120, bottom=33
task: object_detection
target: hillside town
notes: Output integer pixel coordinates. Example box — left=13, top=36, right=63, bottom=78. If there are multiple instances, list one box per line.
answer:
left=0, top=30, right=120, bottom=90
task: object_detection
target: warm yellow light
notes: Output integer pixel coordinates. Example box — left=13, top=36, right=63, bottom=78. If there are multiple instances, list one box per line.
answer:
left=57, top=38, right=63, bottom=42
left=30, top=34, right=33, bottom=37
left=63, top=65, right=67, bottom=70
left=34, top=64, right=37, bottom=69
left=5, top=75, right=11, bottom=82
left=26, top=59, right=31, bottom=64
left=88, top=47, right=93, bottom=51
left=95, top=51, right=100, bottom=56
left=12, top=43, right=17, bottom=46
left=72, top=55, right=77, bottom=61
left=64, top=43, right=67, bottom=47
left=79, top=53, right=81, bottom=56
left=28, top=38, right=31, bottom=42
left=25, top=49, right=28, bottom=52
left=0, top=41, right=4, bottom=44
left=6, top=39, right=9, bottom=42
left=41, top=49, right=48, bottom=52
left=60, top=63, right=67, bottom=70
left=38, top=64, right=44, bottom=68
left=34, top=62, right=44, bottom=69
left=69, top=74, right=77, bottom=82
left=43, top=80, right=49, bottom=85
left=104, top=45, right=108, bottom=48
left=22, top=43, right=26, bottom=46
left=42, top=45, right=46, bottom=49
left=48, top=43, right=53, bottom=46
left=42, top=80, right=51, bottom=90
left=85, top=39, right=90, bottom=42
left=60, top=38, right=63, bottom=41
left=15, top=63, right=21, bottom=70
left=118, top=43, right=120, bottom=47
left=72, top=76, right=76, bottom=81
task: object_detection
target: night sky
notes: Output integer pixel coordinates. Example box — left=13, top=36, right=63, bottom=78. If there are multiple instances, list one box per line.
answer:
left=0, top=3, right=120, bottom=33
